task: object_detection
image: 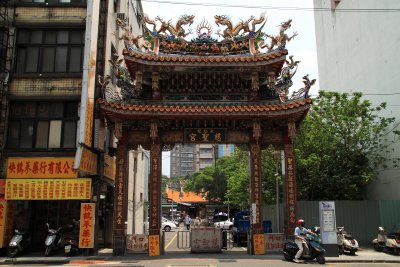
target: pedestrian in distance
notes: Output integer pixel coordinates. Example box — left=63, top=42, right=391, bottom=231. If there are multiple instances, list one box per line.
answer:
left=185, top=214, right=191, bottom=230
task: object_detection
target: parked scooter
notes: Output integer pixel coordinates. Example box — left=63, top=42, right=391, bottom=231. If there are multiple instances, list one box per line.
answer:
left=7, top=229, right=31, bottom=258
left=283, top=234, right=326, bottom=264
left=44, top=223, right=63, bottom=256
left=337, top=226, right=359, bottom=255
left=63, top=219, right=81, bottom=256
left=372, top=227, right=400, bottom=255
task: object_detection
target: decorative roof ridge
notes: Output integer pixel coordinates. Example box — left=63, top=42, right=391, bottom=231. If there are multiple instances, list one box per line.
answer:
left=123, top=47, right=288, bottom=59
left=97, top=98, right=312, bottom=109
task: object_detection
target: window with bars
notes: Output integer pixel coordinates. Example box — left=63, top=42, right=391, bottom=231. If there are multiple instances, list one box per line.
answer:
left=7, top=101, right=79, bottom=150
left=15, top=29, right=84, bottom=74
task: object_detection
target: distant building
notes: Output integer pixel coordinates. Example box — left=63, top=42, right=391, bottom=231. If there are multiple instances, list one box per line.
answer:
left=313, top=0, right=400, bottom=199
left=170, top=144, right=235, bottom=177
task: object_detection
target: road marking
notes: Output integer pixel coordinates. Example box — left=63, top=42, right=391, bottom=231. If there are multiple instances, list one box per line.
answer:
left=165, top=231, right=178, bottom=250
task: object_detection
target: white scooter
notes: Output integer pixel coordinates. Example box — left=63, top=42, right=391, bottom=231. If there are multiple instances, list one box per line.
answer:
left=372, top=227, right=400, bottom=255
left=337, top=226, right=359, bottom=255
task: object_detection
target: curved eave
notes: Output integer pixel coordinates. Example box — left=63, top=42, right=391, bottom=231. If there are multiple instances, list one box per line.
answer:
left=123, top=48, right=288, bottom=73
left=98, top=98, right=312, bottom=122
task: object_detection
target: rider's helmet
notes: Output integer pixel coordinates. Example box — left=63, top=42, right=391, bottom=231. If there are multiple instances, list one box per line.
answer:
left=297, top=219, right=305, bottom=227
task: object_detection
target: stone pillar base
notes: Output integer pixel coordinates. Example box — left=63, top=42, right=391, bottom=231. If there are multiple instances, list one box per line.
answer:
left=113, top=235, right=126, bottom=256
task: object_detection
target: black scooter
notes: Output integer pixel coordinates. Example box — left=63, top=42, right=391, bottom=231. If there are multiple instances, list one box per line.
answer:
left=63, top=219, right=81, bottom=256
left=44, top=223, right=63, bottom=256
left=7, top=229, right=31, bottom=258
left=283, top=234, right=326, bottom=264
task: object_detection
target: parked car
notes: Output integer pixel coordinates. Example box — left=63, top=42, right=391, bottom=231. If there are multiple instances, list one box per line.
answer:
left=213, top=212, right=233, bottom=230
left=162, top=217, right=179, bottom=232
left=145, top=217, right=179, bottom=233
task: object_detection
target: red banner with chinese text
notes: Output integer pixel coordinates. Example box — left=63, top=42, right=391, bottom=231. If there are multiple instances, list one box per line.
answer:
left=7, top=158, right=77, bottom=179
left=5, top=179, right=91, bottom=200
left=0, top=201, right=14, bottom=248
left=79, top=203, right=95, bottom=248
left=148, top=235, right=160, bottom=256
left=253, top=233, right=265, bottom=255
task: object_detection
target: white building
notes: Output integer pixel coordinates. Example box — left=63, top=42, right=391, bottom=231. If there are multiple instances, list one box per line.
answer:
left=127, top=148, right=149, bottom=235
left=313, top=0, right=400, bottom=199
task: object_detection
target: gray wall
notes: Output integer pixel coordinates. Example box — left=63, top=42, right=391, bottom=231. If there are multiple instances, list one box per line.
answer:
left=264, top=200, right=400, bottom=245
left=313, top=0, right=400, bottom=200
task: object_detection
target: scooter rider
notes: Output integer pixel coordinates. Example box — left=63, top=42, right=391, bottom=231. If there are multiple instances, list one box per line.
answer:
left=294, top=219, right=314, bottom=263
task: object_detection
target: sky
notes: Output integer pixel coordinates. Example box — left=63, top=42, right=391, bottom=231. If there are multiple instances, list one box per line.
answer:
left=139, top=0, right=319, bottom=176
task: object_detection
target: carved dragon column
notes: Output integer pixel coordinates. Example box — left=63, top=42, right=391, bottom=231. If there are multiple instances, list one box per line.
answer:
left=148, top=121, right=162, bottom=256
left=283, top=120, right=298, bottom=236
left=113, top=121, right=128, bottom=255
left=249, top=120, right=265, bottom=255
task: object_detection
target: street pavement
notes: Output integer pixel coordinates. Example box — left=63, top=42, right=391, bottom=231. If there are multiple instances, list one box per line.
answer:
left=1, top=228, right=399, bottom=266
left=0, top=247, right=399, bottom=266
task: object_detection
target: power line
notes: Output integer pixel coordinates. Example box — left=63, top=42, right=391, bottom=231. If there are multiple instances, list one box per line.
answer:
left=141, top=0, right=400, bottom=12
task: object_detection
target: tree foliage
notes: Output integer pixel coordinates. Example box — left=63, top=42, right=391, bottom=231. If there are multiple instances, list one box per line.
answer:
left=295, top=91, right=400, bottom=200
left=185, top=147, right=282, bottom=208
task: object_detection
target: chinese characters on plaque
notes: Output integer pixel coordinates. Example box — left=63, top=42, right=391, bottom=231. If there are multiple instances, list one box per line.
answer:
left=7, top=158, right=77, bottom=179
left=79, top=203, right=95, bottom=248
left=148, top=235, right=160, bottom=256
left=190, top=228, right=222, bottom=253
left=265, top=233, right=285, bottom=251
left=126, top=235, right=148, bottom=253
left=5, top=179, right=92, bottom=200
left=184, top=129, right=226, bottom=143
left=253, top=233, right=265, bottom=255
left=79, top=148, right=98, bottom=175
left=284, top=143, right=297, bottom=233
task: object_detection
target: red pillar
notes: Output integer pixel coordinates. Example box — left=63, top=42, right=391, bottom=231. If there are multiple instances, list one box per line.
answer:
left=113, top=131, right=128, bottom=255
left=148, top=142, right=162, bottom=256
left=283, top=140, right=297, bottom=236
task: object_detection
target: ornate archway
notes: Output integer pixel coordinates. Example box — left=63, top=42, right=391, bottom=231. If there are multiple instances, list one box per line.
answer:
left=98, top=14, right=314, bottom=256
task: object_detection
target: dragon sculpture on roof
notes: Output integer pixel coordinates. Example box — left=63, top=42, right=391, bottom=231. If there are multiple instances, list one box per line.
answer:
left=144, top=14, right=195, bottom=38
left=214, top=12, right=266, bottom=39
left=262, top=19, right=298, bottom=51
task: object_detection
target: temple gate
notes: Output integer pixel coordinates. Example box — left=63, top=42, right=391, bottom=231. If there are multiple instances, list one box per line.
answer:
left=98, top=13, right=315, bottom=255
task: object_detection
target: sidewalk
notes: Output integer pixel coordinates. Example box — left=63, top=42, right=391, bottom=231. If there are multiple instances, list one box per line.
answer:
left=1, top=247, right=399, bottom=265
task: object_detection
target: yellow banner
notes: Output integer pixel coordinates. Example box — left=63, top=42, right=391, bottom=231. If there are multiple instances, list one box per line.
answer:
left=79, top=203, right=95, bottom=248
left=79, top=148, right=98, bottom=175
left=7, top=157, right=78, bottom=179
left=253, top=233, right=265, bottom=255
left=0, top=201, right=13, bottom=248
left=5, top=179, right=92, bottom=200
left=149, top=235, right=160, bottom=256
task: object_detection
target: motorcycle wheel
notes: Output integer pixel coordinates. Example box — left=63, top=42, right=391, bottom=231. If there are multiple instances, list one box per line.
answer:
left=283, top=253, right=293, bottom=261
left=350, top=249, right=356, bottom=255
left=316, top=255, right=325, bottom=264
left=338, top=246, right=344, bottom=255
left=394, top=248, right=400, bottom=256
left=373, top=243, right=383, bottom=252
left=45, top=246, right=52, bottom=256
left=7, top=247, right=19, bottom=258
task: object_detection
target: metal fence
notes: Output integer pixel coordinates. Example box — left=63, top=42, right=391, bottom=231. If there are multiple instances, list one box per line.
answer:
left=263, top=200, right=400, bottom=245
